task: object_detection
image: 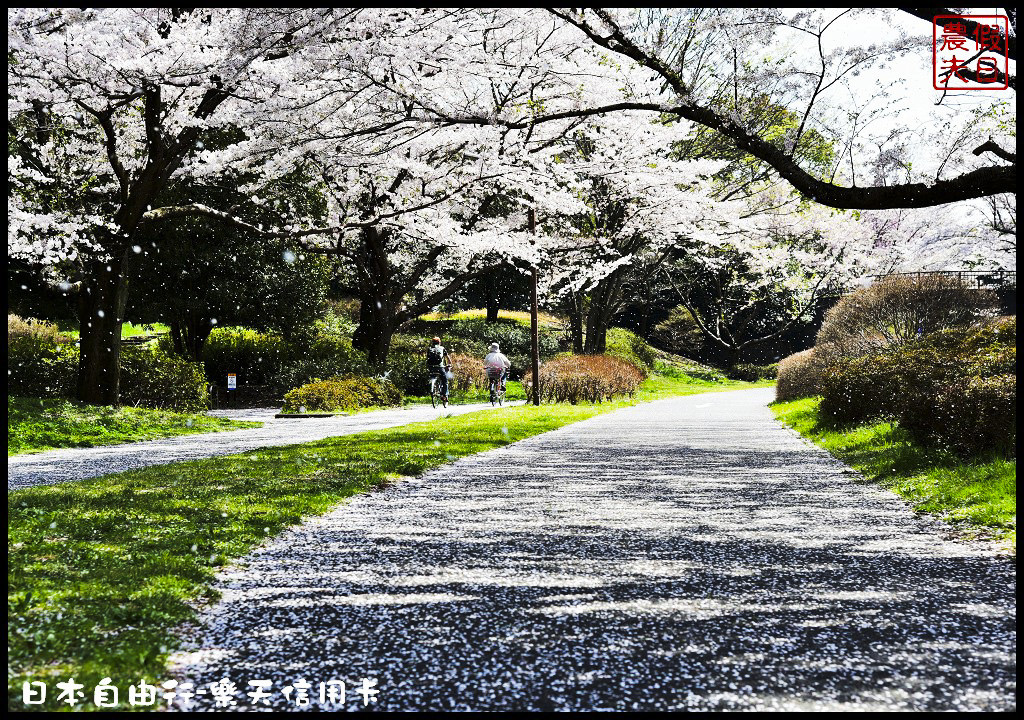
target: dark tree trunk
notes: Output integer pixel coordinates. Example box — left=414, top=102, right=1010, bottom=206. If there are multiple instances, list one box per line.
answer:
left=584, top=278, right=620, bottom=354
left=77, top=259, right=128, bottom=405
left=726, top=345, right=742, bottom=370
left=170, top=309, right=214, bottom=360
left=485, top=292, right=500, bottom=323
left=352, top=294, right=396, bottom=366
left=567, top=294, right=584, bottom=354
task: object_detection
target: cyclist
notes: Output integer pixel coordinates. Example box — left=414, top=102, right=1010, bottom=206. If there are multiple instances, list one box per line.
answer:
left=483, top=342, right=511, bottom=392
left=425, top=336, right=452, bottom=401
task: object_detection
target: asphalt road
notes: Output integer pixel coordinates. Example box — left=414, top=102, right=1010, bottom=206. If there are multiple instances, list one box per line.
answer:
left=168, top=388, right=1016, bottom=711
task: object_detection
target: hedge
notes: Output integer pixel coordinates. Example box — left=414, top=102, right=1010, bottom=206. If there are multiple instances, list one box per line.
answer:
left=818, top=317, right=1015, bottom=456
left=281, top=375, right=401, bottom=413
left=526, top=354, right=646, bottom=404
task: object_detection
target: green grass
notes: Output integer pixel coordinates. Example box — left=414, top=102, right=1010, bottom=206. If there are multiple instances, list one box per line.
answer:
left=7, top=373, right=766, bottom=710
left=418, top=308, right=563, bottom=327
left=54, top=321, right=169, bottom=340
left=8, top=398, right=261, bottom=456
left=772, top=397, right=1016, bottom=550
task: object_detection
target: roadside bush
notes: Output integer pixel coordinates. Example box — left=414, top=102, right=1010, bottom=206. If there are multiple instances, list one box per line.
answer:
left=819, top=317, right=1016, bottom=455
left=526, top=354, right=646, bottom=404
left=728, top=363, right=778, bottom=382
left=448, top=352, right=488, bottom=393
left=816, top=274, right=997, bottom=364
left=8, top=326, right=77, bottom=398
left=282, top=375, right=401, bottom=413
left=775, top=350, right=825, bottom=401
left=119, top=347, right=209, bottom=412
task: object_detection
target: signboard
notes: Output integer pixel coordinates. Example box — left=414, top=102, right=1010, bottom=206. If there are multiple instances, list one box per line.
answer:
left=227, top=373, right=237, bottom=390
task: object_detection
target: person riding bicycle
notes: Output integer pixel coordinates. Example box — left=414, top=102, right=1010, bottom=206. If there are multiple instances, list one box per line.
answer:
left=425, top=336, right=452, bottom=400
left=483, top=342, right=511, bottom=391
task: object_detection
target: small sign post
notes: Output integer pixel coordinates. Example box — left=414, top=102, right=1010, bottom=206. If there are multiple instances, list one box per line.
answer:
left=227, top=373, right=237, bottom=391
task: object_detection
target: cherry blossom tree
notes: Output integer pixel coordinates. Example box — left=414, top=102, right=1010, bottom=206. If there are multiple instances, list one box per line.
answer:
left=386, top=8, right=1014, bottom=210
left=8, top=8, right=343, bottom=404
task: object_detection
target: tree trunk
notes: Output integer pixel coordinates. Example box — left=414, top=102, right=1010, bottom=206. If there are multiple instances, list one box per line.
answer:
left=170, top=309, right=214, bottom=360
left=77, top=260, right=128, bottom=405
left=485, top=292, right=500, bottom=323
left=726, top=345, right=742, bottom=370
left=352, top=295, right=396, bottom=366
left=567, top=294, right=584, bottom=354
left=584, top=284, right=612, bottom=354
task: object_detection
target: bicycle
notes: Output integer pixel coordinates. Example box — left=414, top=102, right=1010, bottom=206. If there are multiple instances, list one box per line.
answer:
left=429, top=370, right=450, bottom=408
left=487, top=372, right=506, bottom=407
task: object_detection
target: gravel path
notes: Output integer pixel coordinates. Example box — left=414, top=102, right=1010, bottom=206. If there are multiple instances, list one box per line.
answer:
left=8, top=403, right=510, bottom=490
left=170, top=387, right=1015, bottom=712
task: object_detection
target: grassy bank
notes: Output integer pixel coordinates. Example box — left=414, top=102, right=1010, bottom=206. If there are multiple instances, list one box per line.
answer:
left=8, top=374, right=764, bottom=710
left=8, top=398, right=262, bottom=456
left=772, top=397, right=1015, bottom=549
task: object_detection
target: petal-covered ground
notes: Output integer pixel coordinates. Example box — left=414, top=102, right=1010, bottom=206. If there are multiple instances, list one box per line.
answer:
left=169, top=388, right=1016, bottom=712
left=7, top=403, right=507, bottom=490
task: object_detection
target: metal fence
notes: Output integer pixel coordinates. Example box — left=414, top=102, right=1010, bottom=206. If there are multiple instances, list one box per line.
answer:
left=870, top=270, right=1016, bottom=289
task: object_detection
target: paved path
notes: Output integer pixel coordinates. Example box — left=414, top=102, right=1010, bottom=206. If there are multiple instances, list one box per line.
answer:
left=8, top=403, right=510, bottom=491
left=170, top=388, right=1015, bottom=712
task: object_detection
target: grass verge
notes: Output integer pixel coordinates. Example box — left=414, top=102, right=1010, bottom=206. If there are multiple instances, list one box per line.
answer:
left=772, top=397, right=1015, bottom=550
left=8, top=398, right=262, bottom=456
left=8, top=374, right=765, bottom=710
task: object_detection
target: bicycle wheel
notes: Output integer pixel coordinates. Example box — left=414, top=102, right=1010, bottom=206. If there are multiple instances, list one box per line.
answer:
left=430, top=378, right=438, bottom=409
left=498, top=387, right=504, bottom=406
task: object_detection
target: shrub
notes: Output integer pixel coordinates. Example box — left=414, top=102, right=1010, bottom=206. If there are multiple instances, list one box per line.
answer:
left=775, top=350, right=826, bottom=401
left=605, top=327, right=657, bottom=370
left=651, top=306, right=708, bottom=359
left=8, top=323, right=77, bottom=398
left=8, top=314, right=65, bottom=346
left=448, top=352, right=488, bottom=393
left=525, top=354, right=646, bottom=404
left=276, top=334, right=369, bottom=390
left=119, top=347, right=209, bottom=412
left=385, top=335, right=432, bottom=395
left=199, top=327, right=289, bottom=386
left=728, top=363, right=778, bottom=382
left=282, top=375, right=401, bottom=413
left=816, top=274, right=998, bottom=364
left=818, top=317, right=1015, bottom=456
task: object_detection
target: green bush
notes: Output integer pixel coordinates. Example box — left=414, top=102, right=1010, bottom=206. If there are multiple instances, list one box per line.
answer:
left=9, top=326, right=207, bottom=412
left=198, top=327, right=289, bottom=386
left=282, top=375, right=401, bottom=413
left=194, top=326, right=368, bottom=390
left=118, top=347, right=209, bottom=412
left=8, top=334, right=78, bottom=398
left=605, top=327, right=657, bottom=370
left=819, top=317, right=1016, bottom=456
left=276, top=334, right=369, bottom=390
left=651, top=305, right=707, bottom=359
left=775, top=350, right=825, bottom=401
left=385, top=335, right=432, bottom=395
left=728, top=363, right=778, bottom=382
left=526, top=354, right=646, bottom=404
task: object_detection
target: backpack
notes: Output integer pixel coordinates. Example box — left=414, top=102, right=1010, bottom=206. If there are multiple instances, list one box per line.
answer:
left=426, top=345, right=445, bottom=367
